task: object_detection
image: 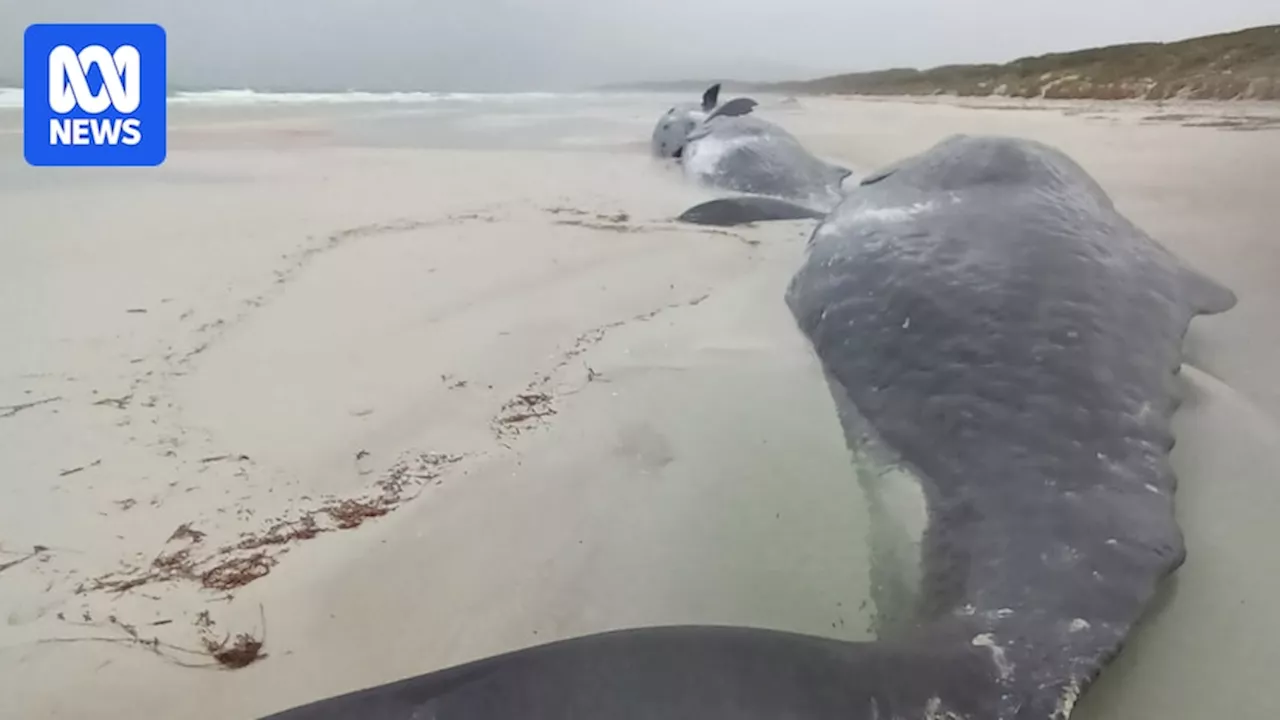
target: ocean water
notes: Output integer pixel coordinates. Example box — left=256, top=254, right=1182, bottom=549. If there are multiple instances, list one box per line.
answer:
left=0, top=86, right=615, bottom=109
left=0, top=89, right=698, bottom=196
left=0, top=87, right=701, bottom=155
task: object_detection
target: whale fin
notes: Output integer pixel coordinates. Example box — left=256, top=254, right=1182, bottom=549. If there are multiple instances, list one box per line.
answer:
left=677, top=196, right=826, bottom=226
left=1179, top=265, right=1238, bottom=315
left=705, top=97, right=759, bottom=122
left=859, top=166, right=899, bottom=186
left=829, top=164, right=854, bottom=183
left=701, top=83, right=721, bottom=111
left=262, top=625, right=1000, bottom=720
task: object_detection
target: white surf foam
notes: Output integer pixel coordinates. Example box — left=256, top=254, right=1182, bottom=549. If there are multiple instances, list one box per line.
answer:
left=168, top=89, right=586, bottom=105
left=0, top=87, right=603, bottom=109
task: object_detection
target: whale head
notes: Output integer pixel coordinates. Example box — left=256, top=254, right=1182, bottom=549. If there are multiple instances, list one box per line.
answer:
left=650, top=83, right=720, bottom=159
left=650, top=84, right=762, bottom=159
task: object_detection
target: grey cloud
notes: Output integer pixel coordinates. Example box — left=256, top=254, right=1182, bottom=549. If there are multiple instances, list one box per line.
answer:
left=2, top=0, right=1277, bottom=90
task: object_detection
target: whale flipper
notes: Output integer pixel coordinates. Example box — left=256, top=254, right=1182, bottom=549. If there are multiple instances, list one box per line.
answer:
left=1178, top=266, right=1237, bottom=315
left=858, top=166, right=898, bottom=186
left=261, top=625, right=1000, bottom=720
left=701, top=83, right=721, bottom=112
left=830, top=164, right=854, bottom=183
left=677, top=196, right=826, bottom=226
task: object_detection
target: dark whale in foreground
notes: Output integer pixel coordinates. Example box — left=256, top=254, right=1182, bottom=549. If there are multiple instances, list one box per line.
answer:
left=782, top=134, right=1236, bottom=717
left=263, top=136, right=1235, bottom=719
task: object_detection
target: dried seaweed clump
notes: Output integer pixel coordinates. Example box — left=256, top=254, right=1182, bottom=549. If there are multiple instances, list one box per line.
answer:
left=81, top=452, right=465, bottom=595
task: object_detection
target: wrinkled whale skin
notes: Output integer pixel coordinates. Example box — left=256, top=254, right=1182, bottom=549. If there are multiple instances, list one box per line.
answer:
left=784, top=134, right=1235, bottom=718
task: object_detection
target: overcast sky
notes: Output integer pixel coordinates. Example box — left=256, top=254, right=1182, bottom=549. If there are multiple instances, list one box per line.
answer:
left=2, top=1, right=1277, bottom=91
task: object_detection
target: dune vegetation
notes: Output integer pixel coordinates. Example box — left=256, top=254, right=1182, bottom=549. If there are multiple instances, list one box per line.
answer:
left=620, top=25, right=1280, bottom=102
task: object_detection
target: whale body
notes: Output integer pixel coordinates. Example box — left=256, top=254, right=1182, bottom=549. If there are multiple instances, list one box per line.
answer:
left=263, top=136, right=1235, bottom=720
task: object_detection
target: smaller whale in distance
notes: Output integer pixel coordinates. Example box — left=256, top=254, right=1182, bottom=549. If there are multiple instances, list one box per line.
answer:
left=651, top=84, right=851, bottom=212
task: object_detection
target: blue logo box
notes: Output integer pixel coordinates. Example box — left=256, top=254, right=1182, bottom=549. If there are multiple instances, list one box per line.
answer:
left=24, top=23, right=167, bottom=167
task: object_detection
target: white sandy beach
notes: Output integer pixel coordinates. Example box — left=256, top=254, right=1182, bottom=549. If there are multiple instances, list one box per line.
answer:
left=1, top=92, right=1278, bottom=719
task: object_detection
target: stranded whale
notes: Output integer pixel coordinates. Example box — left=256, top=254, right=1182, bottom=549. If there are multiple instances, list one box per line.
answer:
left=782, top=134, right=1236, bottom=717
left=651, top=84, right=851, bottom=212
left=650, top=83, right=757, bottom=159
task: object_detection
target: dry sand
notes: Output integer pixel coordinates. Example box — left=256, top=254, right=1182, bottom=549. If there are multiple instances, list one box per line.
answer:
left=0, top=93, right=1278, bottom=719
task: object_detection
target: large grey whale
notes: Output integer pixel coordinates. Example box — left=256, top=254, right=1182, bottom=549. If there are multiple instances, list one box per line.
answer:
left=261, top=135, right=1235, bottom=720
left=781, top=134, right=1236, bottom=717
left=679, top=115, right=850, bottom=210
left=651, top=84, right=851, bottom=213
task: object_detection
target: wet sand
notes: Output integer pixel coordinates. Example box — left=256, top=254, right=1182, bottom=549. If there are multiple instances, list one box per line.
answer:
left=0, top=93, right=1277, bottom=718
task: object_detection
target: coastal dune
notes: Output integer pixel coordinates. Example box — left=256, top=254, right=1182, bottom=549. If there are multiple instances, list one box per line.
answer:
left=1, top=93, right=1278, bottom=719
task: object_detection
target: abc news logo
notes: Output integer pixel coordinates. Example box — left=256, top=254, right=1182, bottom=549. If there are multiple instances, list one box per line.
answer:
left=24, top=23, right=167, bottom=167
left=48, top=44, right=144, bottom=146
